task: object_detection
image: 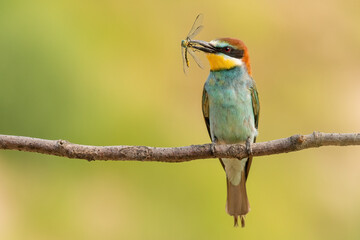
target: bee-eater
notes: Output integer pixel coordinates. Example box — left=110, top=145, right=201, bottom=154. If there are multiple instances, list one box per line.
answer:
left=189, top=38, right=260, bottom=227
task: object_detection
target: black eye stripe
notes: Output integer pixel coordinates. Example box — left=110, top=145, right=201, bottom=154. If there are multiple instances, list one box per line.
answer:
left=229, top=49, right=244, bottom=59
left=215, top=47, right=244, bottom=59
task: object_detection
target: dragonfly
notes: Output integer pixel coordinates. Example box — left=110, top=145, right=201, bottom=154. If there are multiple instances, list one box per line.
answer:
left=181, top=14, right=204, bottom=73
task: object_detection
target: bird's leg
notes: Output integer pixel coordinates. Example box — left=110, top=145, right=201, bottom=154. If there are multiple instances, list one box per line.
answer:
left=246, top=137, right=252, bottom=157
left=210, top=136, right=218, bottom=157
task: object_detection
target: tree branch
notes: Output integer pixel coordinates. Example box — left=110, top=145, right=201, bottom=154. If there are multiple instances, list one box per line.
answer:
left=0, top=132, right=359, bottom=162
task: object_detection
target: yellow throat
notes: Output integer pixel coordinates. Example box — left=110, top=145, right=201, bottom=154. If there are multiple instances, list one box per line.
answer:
left=206, top=54, right=237, bottom=71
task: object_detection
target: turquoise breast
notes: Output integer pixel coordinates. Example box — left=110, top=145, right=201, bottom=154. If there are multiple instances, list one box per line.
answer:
left=205, top=67, right=257, bottom=144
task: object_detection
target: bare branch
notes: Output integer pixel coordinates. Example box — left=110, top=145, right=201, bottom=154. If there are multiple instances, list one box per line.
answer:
left=0, top=132, right=359, bottom=162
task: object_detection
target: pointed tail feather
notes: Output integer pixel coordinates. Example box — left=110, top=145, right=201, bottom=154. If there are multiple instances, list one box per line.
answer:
left=226, top=171, right=250, bottom=227
left=233, top=215, right=246, bottom=227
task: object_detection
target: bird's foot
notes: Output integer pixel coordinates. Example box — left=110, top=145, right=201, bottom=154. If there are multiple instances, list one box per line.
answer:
left=210, top=143, right=216, bottom=157
left=210, top=136, right=218, bottom=157
left=246, top=137, right=252, bottom=157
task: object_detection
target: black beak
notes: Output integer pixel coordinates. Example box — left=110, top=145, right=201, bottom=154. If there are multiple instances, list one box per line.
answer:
left=188, top=40, right=217, bottom=54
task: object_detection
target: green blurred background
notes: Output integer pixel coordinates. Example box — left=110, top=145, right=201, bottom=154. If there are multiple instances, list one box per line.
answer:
left=1, top=0, right=360, bottom=239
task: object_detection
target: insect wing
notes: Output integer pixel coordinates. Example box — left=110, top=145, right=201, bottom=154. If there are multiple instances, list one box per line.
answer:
left=187, top=25, right=204, bottom=40
left=188, top=48, right=203, bottom=69
left=186, top=14, right=203, bottom=38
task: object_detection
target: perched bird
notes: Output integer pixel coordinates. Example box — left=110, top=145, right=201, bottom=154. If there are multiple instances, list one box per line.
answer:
left=189, top=38, right=260, bottom=227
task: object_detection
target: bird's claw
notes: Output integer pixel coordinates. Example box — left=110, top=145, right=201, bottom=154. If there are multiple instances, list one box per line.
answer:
left=210, top=143, right=216, bottom=157
left=246, top=137, right=252, bottom=157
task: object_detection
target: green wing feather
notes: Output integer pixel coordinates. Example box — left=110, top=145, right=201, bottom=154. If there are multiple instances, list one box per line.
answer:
left=202, top=87, right=211, bottom=136
left=245, top=85, right=260, bottom=180
left=202, top=87, right=226, bottom=170
left=250, top=85, right=260, bottom=130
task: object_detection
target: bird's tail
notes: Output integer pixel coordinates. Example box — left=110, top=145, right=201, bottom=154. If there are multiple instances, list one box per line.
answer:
left=226, top=171, right=250, bottom=227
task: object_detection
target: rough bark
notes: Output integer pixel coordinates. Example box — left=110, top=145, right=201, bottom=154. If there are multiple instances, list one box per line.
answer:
left=0, top=132, right=359, bottom=162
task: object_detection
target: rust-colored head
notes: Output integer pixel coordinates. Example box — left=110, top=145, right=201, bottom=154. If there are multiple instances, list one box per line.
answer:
left=190, top=38, right=251, bottom=74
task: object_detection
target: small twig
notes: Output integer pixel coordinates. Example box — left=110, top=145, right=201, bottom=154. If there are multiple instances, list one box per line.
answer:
left=0, top=132, right=359, bottom=162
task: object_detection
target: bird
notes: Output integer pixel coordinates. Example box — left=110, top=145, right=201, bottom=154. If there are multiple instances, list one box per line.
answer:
left=188, top=38, right=260, bottom=227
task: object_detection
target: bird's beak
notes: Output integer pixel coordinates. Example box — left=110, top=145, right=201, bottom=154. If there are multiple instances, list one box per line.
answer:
left=188, top=40, right=217, bottom=54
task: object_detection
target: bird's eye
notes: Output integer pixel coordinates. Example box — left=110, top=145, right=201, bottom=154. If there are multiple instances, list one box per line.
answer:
left=224, top=47, right=231, bottom=53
